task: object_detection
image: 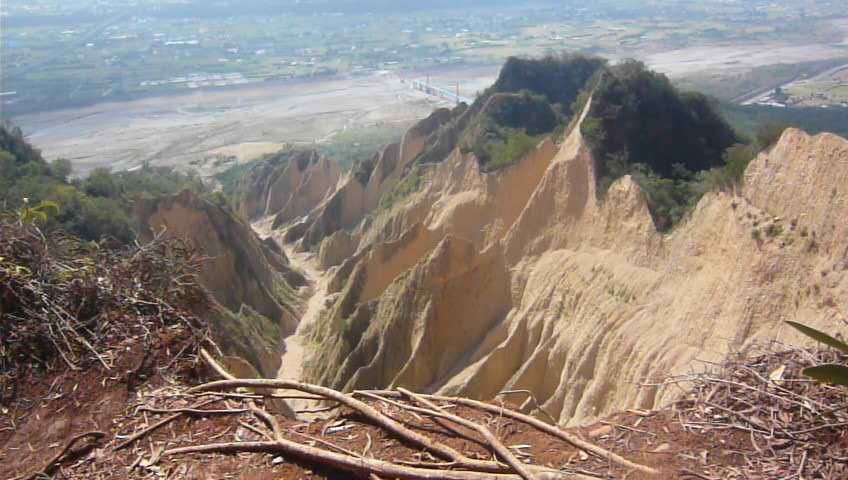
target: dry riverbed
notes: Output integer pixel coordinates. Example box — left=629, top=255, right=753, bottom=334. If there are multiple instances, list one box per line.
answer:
left=13, top=66, right=499, bottom=177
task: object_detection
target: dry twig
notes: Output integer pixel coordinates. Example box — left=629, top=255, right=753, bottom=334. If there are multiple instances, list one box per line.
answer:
left=14, top=431, right=106, bottom=480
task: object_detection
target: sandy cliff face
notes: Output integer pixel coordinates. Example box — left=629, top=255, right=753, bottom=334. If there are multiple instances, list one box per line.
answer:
left=234, top=149, right=340, bottom=223
left=273, top=155, right=342, bottom=227
left=136, top=190, right=305, bottom=377
left=287, top=108, right=461, bottom=256
left=299, top=96, right=848, bottom=425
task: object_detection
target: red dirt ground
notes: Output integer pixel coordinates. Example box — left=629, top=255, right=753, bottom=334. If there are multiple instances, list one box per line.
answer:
left=4, top=332, right=846, bottom=480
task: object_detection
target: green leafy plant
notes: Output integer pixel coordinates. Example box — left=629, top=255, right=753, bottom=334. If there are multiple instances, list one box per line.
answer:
left=16, top=199, right=59, bottom=225
left=0, top=255, right=31, bottom=279
left=786, top=321, right=848, bottom=387
left=766, top=223, right=784, bottom=238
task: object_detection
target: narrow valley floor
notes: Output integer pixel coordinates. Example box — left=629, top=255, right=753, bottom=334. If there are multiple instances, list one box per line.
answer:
left=254, top=217, right=334, bottom=411
left=276, top=244, right=330, bottom=385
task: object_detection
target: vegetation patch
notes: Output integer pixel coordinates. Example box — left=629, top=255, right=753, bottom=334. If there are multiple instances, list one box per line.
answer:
left=380, top=164, right=434, bottom=210
left=579, top=60, right=794, bottom=231
left=352, top=155, right=378, bottom=185
left=1, top=123, right=206, bottom=244
left=474, top=130, right=546, bottom=172
left=461, top=92, right=554, bottom=171
left=459, top=53, right=607, bottom=171
left=585, top=60, right=738, bottom=182
left=721, top=103, right=848, bottom=140
left=215, top=148, right=296, bottom=199
left=317, top=124, right=409, bottom=172
left=0, top=215, right=208, bottom=402
left=214, top=159, right=260, bottom=198
left=490, top=54, right=608, bottom=112
left=766, top=223, right=784, bottom=238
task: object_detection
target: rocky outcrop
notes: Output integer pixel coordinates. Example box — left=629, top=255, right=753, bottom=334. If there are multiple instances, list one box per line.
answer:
left=309, top=237, right=511, bottom=392
left=288, top=107, right=462, bottom=251
left=135, top=190, right=305, bottom=377
left=234, top=149, right=340, bottom=223
left=301, top=93, right=848, bottom=425
left=272, top=155, right=341, bottom=228
left=318, top=230, right=357, bottom=269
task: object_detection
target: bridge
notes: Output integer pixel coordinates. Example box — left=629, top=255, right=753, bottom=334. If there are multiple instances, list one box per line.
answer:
left=411, top=79, right=473, bottom=105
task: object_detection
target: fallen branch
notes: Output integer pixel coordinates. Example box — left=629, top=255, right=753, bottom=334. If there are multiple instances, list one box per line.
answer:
left=200, top=347, right=236, bottom=380
left=498, top=390, right=558, bottom=425
left=163, top=440, right=581, bottom=480
left=200, top=348, right=297, bottom=419
left=15, top=431, right=106, bottom=480
left=112, top=347, right=235, bottom=452
left=194, top=390, right=328, bottom=401
left=240, top=420, right=275, bottom=441
left=248, top=401, right=284, bottom=441
left=358, top=391, right=482, bottom=447
left=188, top=379, right=518, bottom=474
left=360, top=390, right=659, bottom=476
left=288, top=429, right=360, bottom=457
left=138, top=406, right=248, bottom=416
left=114, top=399, right=218, bottom=451
left=398, top=387, right=537, bottom=480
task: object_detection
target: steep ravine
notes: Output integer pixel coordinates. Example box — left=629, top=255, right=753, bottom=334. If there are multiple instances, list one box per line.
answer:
left=293, top=115, right=848, bottom=426
left=275, top=245, right=331, bottom=382
left=253, top=217, right=334, bottom=412
left=135, top=190, right=306, bottom=378
left=238, top=82, right=848, bottom=428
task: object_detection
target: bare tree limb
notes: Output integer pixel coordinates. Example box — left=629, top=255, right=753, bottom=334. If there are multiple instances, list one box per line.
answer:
left=360, top=390, right=659, bottom=476
left=188, top=379, right=512, bottom=474
left=397, top=388, right=537, bottom=480
left=14, top=431, right=105, bottom=480
left=138, top=406, right=248, bottom=416
left=163, top=440, right=582, bottom=480
left=114, top=399, right=218, bottom=451
left=248, top=401, right=284, bottom=441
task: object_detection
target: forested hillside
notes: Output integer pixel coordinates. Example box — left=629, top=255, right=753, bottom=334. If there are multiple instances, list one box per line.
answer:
left=0, top=124, right=205, bottom=243
left=722, top=102, right=848, bottom=140
left=459, top=54, right=607, bottom=171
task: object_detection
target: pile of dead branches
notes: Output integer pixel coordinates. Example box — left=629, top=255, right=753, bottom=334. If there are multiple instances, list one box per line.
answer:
left=676, top=345, right=848, bottom=479
left=102, top=352, right=658, bottom=480
left=0, top=219, right=208, bottom=403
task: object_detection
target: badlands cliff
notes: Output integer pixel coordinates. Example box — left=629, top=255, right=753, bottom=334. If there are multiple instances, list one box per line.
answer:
left=254, top=98, right=848, bottom=425
left=209, top=57, right=848, bottom=426
left=234, top=148, right=341, bottom=225
left=283, top=107, right=459, bottom=255
left=135, top=190, right=306, bottom=377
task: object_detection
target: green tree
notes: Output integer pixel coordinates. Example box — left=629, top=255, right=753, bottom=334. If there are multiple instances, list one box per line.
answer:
left=49, top=158, right=73, bottom=182
left=0, top=150, right=15, bottom=177
left=83, top=167, right=120, bottom=198
left=582, top=60, right=739, bottom=230
left=0, top=123, right=210, bottom=244
left=755, top=122, right=789, bottom=150
left=492, top=53, right=607, bottom=114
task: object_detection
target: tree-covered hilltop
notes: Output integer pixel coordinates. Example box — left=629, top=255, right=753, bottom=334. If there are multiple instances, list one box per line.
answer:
left=0, top=123, right=205, bottom=243
left=460, top=91, right=559, bottom=171
left=411, top=53, right=791, bottom=229
left=490, top=54, right=608, bottom=116
left=577, top=60, right=792, bottom=230
left=583, top=60, right=738, bottom=180
left=458, top=53, right=607, bottom=172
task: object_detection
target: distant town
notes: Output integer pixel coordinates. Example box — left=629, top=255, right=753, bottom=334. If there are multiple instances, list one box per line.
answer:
left=3, top=0, right=848, bottom=116
left=747, top=64, right=848, bottom=109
